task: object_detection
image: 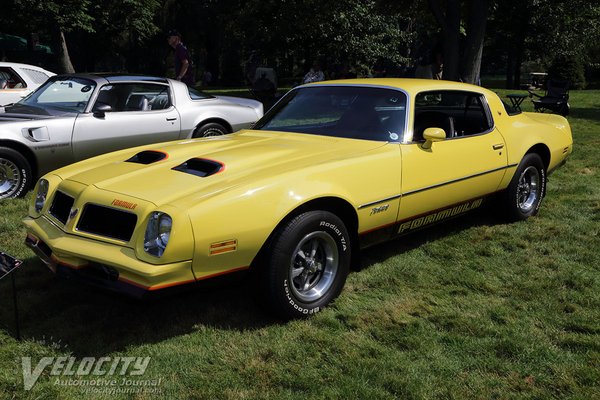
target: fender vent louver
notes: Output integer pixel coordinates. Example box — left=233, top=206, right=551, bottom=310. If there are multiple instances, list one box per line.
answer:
left=172, top=158, right=224, bottom=177
left=126, top=150, right=167, bottom=164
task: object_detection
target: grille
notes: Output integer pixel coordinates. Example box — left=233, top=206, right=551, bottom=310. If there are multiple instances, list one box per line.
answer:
left=77, top=204, right=137, bottom=242
left=49, top=191, right=74, bottom=224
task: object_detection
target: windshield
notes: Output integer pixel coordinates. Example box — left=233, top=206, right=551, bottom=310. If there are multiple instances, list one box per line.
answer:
left=255, top=86, right=407, bottom=142
left=18, top=77, right=96, bottom=113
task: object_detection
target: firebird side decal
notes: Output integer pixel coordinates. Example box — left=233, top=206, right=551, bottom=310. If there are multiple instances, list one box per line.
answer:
left=397, top=198, right=483, bottom=233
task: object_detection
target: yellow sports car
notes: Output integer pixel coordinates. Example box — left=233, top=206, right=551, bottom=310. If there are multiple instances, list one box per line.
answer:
left=24, top=79, right=573, bottom=319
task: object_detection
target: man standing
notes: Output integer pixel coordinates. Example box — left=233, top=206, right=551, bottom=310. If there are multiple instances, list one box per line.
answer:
left=167, top=30, right=195, bottom=87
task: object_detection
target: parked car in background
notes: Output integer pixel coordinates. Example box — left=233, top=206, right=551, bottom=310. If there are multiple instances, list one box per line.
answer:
left=0, top=74, right=263, bottom=198
left=24, top=79, right=572, bottom=319
left=0, top=62, right=55, bottom=106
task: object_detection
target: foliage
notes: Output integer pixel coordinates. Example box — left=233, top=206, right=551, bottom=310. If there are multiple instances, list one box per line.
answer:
left=1, top=0, right=600, bottom=84
left=485, top=0, right=600, bottom=87
left=0, top=0, right=161, bottom=72
left=548, top=55, right=586, bottom=89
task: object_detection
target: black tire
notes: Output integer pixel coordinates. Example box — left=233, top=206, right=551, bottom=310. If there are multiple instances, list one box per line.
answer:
left=503, top=153, right=546, bottom=221
left=192, top=122, right=229, bottom=138
left=0, top=147, right=32, bottom=199
left=263, top=211, right=351, bottom=319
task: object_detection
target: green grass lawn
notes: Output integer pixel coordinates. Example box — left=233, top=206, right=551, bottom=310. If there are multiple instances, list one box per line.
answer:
left=1, top=89, right=599, bottom=399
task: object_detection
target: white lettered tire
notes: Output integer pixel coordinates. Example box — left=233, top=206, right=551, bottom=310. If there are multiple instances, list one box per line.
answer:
left=504, top=153, right=546, bottom=221
left=0, top=147, right=31, bottom=199
left=264, top=211, right=351, bottom=319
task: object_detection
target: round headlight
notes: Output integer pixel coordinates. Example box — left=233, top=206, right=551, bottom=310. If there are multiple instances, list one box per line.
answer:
left=144, top=212, right=172, bottom=257
left=34, top=179, right=49, bottom=213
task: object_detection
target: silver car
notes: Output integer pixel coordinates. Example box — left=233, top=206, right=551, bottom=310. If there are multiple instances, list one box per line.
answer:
left=0, top=74, right=263, bottom=199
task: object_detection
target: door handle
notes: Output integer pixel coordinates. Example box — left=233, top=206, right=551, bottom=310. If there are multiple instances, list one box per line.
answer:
left=493, top=143, right=504, bottom=150
left=166, top=117, right=177, bottom=121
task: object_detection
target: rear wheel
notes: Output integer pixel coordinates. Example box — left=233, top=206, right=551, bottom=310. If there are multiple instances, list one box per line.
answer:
left=0, top=147, right=31, bottom=199
left=192, top=122, right=228, bottom=138
left=503, top=153, right=546, bottom=221
left=263, top=211, right=351, bottom=319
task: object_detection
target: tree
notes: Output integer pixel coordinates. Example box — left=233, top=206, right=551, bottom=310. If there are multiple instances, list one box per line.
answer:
left=2, top=0, right=160, bottom=73
left=487, top=0, right=600, bottom=88
left=14, top=0, right=95, bottom=73
left=428, top=0, right=489, bottom=83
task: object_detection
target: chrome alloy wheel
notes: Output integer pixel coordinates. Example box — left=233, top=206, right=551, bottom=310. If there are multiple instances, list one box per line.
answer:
left=516, top=165, right=540, bottom=213
left=289, top=231, right=339, bottom=303
left=0, top=158, right=21, bottom=199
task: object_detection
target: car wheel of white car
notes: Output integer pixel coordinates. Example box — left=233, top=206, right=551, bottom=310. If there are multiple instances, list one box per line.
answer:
left=0, top=147, right=31, bottom=199
left=193, top=122, right=228, bottom=138
left=264, top=211, right=351, bottom=319
left=504, top=153, right=546, bottom=221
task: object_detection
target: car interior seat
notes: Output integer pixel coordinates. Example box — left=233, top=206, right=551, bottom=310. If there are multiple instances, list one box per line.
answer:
left=413, top=111, right=455, bottom=141
left=149, top=94, right=169, bottom=110
left=125, top=94, right=149, bottom=111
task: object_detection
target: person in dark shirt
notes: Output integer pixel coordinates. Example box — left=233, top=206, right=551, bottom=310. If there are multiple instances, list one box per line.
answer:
left=167, top=30, right=195, bottom=87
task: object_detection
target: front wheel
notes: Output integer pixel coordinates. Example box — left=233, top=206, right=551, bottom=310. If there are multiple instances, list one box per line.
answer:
left=263, top=211, right=351, bottom=319
left=0, top=147, right=32, bottom=199
left=503, top=153, right=546, bottom=221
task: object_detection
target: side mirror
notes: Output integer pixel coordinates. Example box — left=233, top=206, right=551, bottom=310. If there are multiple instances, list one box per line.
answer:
left=93, top=103, right=112, bottom=118
left=421, top=127, right=446, bottom=149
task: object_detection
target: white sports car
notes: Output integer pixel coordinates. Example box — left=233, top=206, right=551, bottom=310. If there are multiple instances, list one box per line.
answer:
left=0, top=73, right=263, bottom=199
left=0, top=62, right=55, bottom=106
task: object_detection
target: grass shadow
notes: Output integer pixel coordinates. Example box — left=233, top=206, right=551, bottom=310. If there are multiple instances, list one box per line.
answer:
left=359, top=206, right=505, bottom=268
left=0, top=261, right=279, bottom=357
left=568, top=107, right=600, bottom=123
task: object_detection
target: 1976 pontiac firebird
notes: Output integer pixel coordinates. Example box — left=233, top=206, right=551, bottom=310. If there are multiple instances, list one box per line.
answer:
left=24, top=79, right=573, bottom=319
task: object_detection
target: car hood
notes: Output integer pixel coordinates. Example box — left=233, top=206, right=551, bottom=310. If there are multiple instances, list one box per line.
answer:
left=57, top=130, right=386, bottom=207
left=0, top=103, right=74, bottom=120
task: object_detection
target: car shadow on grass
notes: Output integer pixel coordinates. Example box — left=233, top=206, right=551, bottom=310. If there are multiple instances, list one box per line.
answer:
left=0, top=206, right=506, bottom=357
left=0, top=260, right=280, bottom=357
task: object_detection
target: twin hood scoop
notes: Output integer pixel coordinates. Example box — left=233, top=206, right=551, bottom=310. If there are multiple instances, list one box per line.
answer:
left=126, top=150, right=224, bottom=178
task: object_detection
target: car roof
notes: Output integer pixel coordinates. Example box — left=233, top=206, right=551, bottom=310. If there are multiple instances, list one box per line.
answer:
left=306, top=78, right=492, bottom=96
left=50, top=73, right=170, bottom=84
left=0, top=62, right=55, bottom=75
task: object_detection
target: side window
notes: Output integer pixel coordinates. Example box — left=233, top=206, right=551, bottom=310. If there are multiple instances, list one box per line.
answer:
left=0, top=67, right=26, bottom=89
left=93, top=83, right=171, bottom=112
left=413, top=90, right=492, bottom=141
left=22, top=68, right=50, bottom=85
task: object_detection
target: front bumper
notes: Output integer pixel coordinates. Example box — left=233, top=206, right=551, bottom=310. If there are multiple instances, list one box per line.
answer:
left=24, top=216, right=196, bottom=298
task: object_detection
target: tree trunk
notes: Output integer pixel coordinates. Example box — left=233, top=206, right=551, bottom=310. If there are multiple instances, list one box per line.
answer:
left=56, top=30, right=75, bottom=74
left=461, top=0, right=488, bottom=84
left=429, top=0, right=462, bottom=81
